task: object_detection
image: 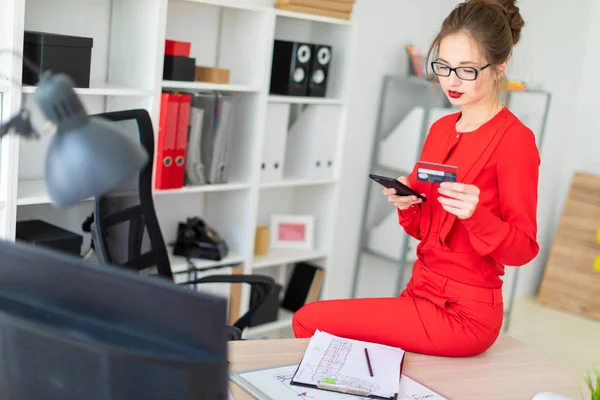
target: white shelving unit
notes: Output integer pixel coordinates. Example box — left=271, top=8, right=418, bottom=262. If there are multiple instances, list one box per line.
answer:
left=21, top=82, right=153, bottom=96
left=0, top=0, right=356, bottom=339
left=162, top=80, right=260, bottom=93
left=268, top=95, right=344, bottom=105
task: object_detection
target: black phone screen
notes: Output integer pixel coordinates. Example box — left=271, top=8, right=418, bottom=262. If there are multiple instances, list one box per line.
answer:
left=369, top=174, right=427, bottom=202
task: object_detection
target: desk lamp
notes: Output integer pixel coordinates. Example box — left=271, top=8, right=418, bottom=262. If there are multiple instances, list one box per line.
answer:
left=1, top=66, right=148, bottom=206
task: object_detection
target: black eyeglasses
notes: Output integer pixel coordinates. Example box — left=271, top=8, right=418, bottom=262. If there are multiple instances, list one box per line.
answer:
left=431, top=61, right=490, bottom=81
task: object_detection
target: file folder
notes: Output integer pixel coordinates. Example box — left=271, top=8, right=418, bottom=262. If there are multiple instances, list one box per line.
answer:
left=185, top=92, right=234, bottom=185
left=156, top=92, right=179, bottom=189
left=185, top=103, right=207, bottom=185
left=208, top=94, right=233, bottom=184
left=173, top=93, right=191, bottom=189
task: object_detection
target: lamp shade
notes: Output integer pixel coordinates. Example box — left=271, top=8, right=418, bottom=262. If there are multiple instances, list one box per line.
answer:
left=45, top=117, right=148, bottom=206
left=29, top=73, right=148, bottom=206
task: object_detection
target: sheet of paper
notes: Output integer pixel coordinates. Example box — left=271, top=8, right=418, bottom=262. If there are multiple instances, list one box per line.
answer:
left=291, top=330, right=405, bottom=399
left=231, top=364, right=449, bottom=400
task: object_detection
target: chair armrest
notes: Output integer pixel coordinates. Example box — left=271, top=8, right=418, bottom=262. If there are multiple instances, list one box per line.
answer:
left=180, top=274, right=276, bottom=333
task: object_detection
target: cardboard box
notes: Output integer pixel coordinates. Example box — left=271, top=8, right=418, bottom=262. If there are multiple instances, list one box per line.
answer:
left=195, top=66, right=230, bottom=84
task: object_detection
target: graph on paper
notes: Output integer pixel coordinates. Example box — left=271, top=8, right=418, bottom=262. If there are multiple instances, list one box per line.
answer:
left=290, top=330, right=405, bottom=398
left=313, top=337, right=352, bottom=380
left=307, top=337, right=380, bottom=394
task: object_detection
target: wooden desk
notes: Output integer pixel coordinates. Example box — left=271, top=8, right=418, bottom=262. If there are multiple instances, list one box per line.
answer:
left=228, top=335, right=584, bottom=400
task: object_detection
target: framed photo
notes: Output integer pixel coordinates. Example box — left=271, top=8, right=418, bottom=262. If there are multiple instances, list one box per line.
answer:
left=270, top=214, right=315, bottom=250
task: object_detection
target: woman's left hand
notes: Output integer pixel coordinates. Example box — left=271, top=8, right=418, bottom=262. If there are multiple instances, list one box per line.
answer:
left=437, top=182, right=480, bottom=219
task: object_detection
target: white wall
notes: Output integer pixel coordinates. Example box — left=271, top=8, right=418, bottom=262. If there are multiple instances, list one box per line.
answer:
left=501, top=0, right=593, bottom=299
left=325, top=0, right=456, bottom=299
left=573, top=0, right=600, bottom=175
left=329, top=0, right=597, bottom=300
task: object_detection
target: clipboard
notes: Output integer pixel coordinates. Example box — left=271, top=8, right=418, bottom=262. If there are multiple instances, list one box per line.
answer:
left=289, top=373, right=398, bottom=399
left=287, top=330, right=405, bottom=400
left=230, top=362, right=449, bottom=400
left=288, top=365, right=400, bottom=399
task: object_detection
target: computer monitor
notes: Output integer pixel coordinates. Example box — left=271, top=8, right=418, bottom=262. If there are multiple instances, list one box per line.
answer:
left=0, top=238, right=229, bottom=400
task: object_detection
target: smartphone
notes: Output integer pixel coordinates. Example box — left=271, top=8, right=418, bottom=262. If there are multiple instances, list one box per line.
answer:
left=369, top=173, right=427, bottom=202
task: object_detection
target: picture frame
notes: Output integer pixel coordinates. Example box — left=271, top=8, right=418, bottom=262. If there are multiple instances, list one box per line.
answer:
left=269, top=214, right=315, bottom=250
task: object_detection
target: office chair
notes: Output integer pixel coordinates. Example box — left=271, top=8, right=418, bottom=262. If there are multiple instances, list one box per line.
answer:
left=87, top=108, right=275, bottom=341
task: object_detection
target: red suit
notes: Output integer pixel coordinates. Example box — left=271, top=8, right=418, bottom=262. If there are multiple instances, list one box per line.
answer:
left=292, top=107, right=540, bottom=357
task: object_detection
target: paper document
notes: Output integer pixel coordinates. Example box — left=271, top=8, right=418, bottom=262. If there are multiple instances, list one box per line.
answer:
left=290, top=330, right=405, bottom=399
left=532, top=393, right=574, bottom=400
left=230, top=364, right=448, bottom=400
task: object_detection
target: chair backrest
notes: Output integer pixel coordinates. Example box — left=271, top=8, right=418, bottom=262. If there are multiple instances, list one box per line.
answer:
left=90, top=109, right=173, bottom=281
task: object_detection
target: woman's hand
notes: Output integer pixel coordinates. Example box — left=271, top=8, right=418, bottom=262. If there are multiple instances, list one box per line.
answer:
left=437, top=182, right=480, bottom=219
left=383, top=176, right=424, bottom=210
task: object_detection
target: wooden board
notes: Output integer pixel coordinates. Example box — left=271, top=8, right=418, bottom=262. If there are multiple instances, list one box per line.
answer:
left=276, top=0, right=354, bottom=12
left=275, top=3, right=352, bottom=19
left=537, top=171, right=600, bottom=320
left=228, top=265, right=244, bottom=326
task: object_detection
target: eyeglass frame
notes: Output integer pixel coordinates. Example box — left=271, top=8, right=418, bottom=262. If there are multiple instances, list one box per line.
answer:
left=430, top=61, right=491, bottom=81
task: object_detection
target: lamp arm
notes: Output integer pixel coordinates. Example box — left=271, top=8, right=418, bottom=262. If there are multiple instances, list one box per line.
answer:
left=0, top=84, right=57, bottom=139
left=0, top=48, right=42, bottom=85
left=0, top=49, right=51, bottom=140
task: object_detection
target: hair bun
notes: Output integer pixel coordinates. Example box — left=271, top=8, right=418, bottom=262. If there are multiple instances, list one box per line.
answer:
left=493, top=0, right=524, bottom=44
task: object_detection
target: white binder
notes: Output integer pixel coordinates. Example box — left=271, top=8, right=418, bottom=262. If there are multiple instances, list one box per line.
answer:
left=261, top=103, right=290, bottom=182
left=285, top=105, right=341, bottom=180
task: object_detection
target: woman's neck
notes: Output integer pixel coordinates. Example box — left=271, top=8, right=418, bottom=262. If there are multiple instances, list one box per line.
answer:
left=456, top=95, right=504, bottom=132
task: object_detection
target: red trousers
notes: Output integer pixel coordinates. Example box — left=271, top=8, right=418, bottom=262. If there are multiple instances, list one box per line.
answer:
left=292, top=262, right=504, bottom=357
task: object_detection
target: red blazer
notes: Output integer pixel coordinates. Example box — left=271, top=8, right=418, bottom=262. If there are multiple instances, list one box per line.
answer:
left=398, top=107, right=540, bottom=288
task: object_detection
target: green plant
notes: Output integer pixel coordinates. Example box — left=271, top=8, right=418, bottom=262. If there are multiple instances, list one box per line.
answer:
left=586, top=369, right=600, bottom=400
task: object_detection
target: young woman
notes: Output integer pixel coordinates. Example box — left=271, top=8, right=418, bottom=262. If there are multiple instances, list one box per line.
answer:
left=292, top=0, right=540, bottom=357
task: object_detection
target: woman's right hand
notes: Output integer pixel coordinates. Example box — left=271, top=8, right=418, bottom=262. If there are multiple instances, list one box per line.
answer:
left=383, top=176, right=424, bottom=210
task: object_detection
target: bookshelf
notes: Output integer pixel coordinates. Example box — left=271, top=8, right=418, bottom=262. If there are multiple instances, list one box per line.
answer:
left=0, top=0, right=356, bottom=339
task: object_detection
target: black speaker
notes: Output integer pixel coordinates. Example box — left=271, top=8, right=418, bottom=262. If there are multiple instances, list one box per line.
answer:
left=270, top=40, right=313, bottom=96
left=308, top=44, right=332, bottom=97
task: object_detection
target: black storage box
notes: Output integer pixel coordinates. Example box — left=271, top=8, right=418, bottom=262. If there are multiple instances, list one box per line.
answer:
left=23, top=30, right=93, bottom=88
left=281, top=262, right=324, bottom=312
left=248, top=283, right=282, bottom=327
left=163, top=55, right=196, bottom=81
left=16, top=219, right=83, bottom=257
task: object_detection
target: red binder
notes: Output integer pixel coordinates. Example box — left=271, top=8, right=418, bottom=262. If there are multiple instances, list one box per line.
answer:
left=155, top=92, right=179, bottom=189
left=173, top=93, right=191, bottom=189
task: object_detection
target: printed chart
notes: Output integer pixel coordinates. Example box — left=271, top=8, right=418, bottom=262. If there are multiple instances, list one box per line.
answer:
left=310, top=337, right=381, bottom=394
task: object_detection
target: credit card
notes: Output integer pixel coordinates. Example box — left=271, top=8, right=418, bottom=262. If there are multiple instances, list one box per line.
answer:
left=416, top=161, right=457, bottom=183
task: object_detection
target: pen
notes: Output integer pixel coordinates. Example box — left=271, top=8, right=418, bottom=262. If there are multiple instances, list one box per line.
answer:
left=317, top=381, right=371, bottom=397
left=364, top=348, right=374, bottom=377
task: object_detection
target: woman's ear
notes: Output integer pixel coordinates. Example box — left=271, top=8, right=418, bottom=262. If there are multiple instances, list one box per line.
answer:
left=495, top=60, right=509, bottom=80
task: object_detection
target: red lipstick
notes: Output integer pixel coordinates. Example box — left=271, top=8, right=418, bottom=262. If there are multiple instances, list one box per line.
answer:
left=448, top=90, right=463, bottom=99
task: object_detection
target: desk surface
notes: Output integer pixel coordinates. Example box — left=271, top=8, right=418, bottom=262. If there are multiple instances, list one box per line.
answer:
left=228, top=335, right=584, bottom=400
